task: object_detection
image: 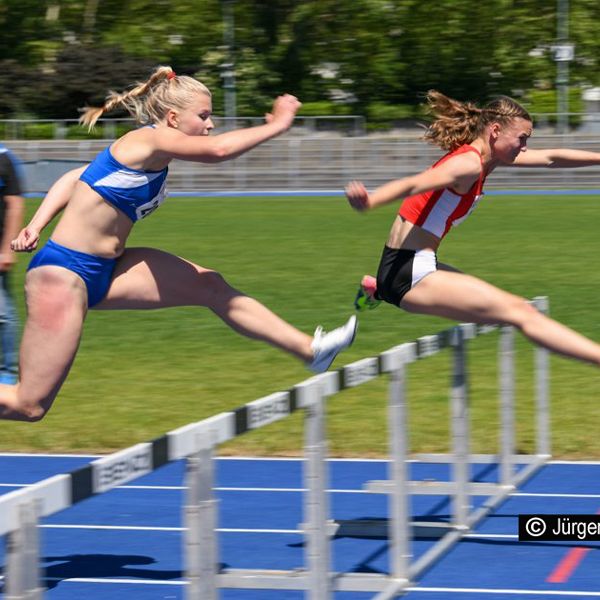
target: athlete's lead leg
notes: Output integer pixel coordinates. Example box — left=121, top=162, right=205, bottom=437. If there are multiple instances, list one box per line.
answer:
left=96, top=248, right=356, bottom=370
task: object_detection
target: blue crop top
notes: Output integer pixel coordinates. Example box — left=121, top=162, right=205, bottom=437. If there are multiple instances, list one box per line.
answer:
left=80, top=146, right=168, bottom=222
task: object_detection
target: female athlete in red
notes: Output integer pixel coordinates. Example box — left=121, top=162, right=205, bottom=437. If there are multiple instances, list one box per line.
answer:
left=347, top=90, right=600, bottom=367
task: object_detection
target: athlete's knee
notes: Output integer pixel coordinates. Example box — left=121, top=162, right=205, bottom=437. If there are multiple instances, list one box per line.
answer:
left=199, top=270, right=240, bottom=306
left=2, top=391, right=49, bottom=422
left=503, top=296, right=540, bottom=328
left=18, top=401, right=48, bottom=422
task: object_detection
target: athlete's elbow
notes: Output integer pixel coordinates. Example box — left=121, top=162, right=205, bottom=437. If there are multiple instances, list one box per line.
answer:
left=398, top=175, right=422, bottom=197
left=205, top=142, right=235, bottom=162
left=188, top=153, right=228, bottom=164
left=186, top=143, right=231, bottom=163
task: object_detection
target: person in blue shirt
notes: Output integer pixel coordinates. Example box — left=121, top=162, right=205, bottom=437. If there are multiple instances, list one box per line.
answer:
left=4, top=66, right=356, bottom=421
left=0, top=145, right=25, bottom=385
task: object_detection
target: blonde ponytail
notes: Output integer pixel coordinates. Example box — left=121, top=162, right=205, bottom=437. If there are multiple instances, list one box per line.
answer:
left=79, top=66, right=211, bottom=130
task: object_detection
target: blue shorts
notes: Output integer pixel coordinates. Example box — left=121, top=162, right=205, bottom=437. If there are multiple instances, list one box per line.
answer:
left=27, top=239, right=117, bottom=307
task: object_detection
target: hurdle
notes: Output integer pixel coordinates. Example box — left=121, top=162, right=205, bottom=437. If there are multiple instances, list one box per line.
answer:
left=335, top=297, right=551, bottom=599
left=0, top=297, right=551, bottom=599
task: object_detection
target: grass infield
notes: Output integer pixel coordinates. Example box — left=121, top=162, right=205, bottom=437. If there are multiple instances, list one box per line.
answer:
left=1, top=193, right=600, bottom=458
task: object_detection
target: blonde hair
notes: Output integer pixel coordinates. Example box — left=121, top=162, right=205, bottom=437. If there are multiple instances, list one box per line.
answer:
left=79, top=65, right=211, bottom=130
left=422, top=90, right=531, bottom=152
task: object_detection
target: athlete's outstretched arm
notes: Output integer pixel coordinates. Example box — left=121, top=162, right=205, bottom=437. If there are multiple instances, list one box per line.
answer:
left=11, top=166, right=87, bottom=252
left=156, top=94, right=301, bottom=163
left=512, top=147, right=600, bottom=168
left=346, top=152, right=481, bottom=211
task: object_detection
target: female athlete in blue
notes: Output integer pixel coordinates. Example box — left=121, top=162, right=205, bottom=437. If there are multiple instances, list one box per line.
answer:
left=2, top=66, right=356, bottom=421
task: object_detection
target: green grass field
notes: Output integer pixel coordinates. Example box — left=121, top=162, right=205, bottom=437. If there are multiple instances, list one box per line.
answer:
left=2, top=192, right=600, bottom=458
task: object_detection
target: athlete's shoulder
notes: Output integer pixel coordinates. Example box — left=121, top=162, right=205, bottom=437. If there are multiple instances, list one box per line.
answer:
left=436, top=148, right=482, bottom=177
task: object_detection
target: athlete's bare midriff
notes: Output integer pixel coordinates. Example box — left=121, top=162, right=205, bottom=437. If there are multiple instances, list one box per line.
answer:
left=386, top=216, right=441, bottom=252
left=50, top=181, right=133, bottom=259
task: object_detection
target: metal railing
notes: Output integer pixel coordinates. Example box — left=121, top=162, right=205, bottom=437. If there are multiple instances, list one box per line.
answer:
left=0, top=116, right=366, bottom=141
left=10, top=133, right=600, bottom=194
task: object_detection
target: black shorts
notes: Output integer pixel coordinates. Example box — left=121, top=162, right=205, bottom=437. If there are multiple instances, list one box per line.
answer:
left=376, top=245, right=458, bottom=306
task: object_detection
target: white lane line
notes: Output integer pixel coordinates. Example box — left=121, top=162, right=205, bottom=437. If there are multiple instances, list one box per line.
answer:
left=0, top=453, right=101, bottom=458
left=2, top=578, right=599, bottom=596
left=41, top=524, right=300, bottom=534
left=409, top=587, right=600, bottom=597
left=42, top=524, right=524, bottom=540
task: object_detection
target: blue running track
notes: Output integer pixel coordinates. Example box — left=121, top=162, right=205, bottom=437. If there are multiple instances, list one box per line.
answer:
left=1, top=455, right=600, bottom=599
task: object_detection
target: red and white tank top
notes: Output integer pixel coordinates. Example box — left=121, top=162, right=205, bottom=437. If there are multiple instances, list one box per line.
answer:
left=398, top=144, right=486, bottom=239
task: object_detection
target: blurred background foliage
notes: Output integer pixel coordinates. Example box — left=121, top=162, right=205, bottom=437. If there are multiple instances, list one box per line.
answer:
left=0, top=0, right=599, bottom=121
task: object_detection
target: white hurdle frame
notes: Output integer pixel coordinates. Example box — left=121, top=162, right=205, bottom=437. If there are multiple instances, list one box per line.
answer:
left=359, top=297, right=551, bottom=599
left=0, top=297, right=551, bottom=599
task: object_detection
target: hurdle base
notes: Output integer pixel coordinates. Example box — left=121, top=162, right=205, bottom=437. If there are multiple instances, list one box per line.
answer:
left=413, top=452, right=550, bottom=464
left=367, top=479, right=514, bottom=496
left=217, top=569, right=410, bottom=593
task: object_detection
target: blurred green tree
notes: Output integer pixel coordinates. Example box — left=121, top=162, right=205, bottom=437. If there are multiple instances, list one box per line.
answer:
left=23, top=43, right=155, bottom=119
left=1, top=0, right=600, bottom=120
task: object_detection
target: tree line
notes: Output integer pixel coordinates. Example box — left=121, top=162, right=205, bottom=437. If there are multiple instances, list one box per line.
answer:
left=1, top=0, right=599, bottom=122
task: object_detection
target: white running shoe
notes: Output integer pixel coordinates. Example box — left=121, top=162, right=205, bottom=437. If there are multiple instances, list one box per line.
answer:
left=309, top=315, right=358, bottom=373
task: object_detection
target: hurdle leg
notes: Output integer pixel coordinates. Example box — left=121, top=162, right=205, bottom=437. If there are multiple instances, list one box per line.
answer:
left=533, top=297, right=551, bottom=457
left=303, top=389, right=332, bottom=599
left=4, top=499, right=42, bottom=600
left=370, top=356, right=414, bottom=600
left=450, top=327, right=470, bottom=528
left=388, top=359, right=411, bottom=581
left=499, top=326, right=516, bottom=485
left=185, top=445, right=218, bottom=600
